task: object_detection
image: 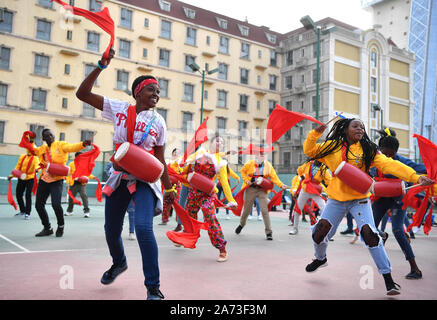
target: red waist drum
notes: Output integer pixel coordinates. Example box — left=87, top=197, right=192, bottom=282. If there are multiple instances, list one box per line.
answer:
left=255, top=177, right=274, bottom=190
left=113, top=142, right=164, bottom=183
left=76, top=176, right=89, bottom=184
left=334, top=161, right=374, bottom=194
left=46, top=163, right=70, bottom=177
left=371, top=180, right=405, bottom=198
left=12, top=169, right=26, bottom=180
left=187, top=172, right=216, bottom=195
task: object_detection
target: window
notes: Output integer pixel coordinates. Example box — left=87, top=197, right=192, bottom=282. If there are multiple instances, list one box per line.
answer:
left=0, top=47, right=11, bottom=70
left=301, top=74, right=305, bottom=84
left=217, top=90, right=227, bottom=108
left=116, top=70, right=129, bottom=91
left=269, top=75, right=277, bottom=91
left=120, top=8, right=132, bottom=29
left=268, top=100, right=276, bottom=114
left=313, top=41, right=322, bottom=58
left=59, top=132, right=65, bottom=141
left=285, top=76, right=292, bottom=89
left=144, top=18, right=149, bottom=28
left=183, top=83, right=194, bottom=102
left=219, top=36, right=229, bottom=54
left=285, top=101, right=292, bottom=111
left=87, top=31, right=100, bottom=52
left=238, top=121, right=248, bottom=137
left=31, top=88, right=47, bottom=110
left=217, top=117, right=227, bottom=132
left=156, top=108, right=167, bottom=121
left=238, top=25, right=249, bottom=37
left=283, top=152, right=291, bottom=167
left=38, top=0, right=53, bottom=8
left=258, top=50, right=262, bottom=59
left=83, top=102, right=95, bottom=117
left=370, top=129, right=378, bottom=142
left=34, top=54, right=49, bottom=76
left=62, top=97, right=68, bottom=109
left=257, top=75, right=261, bottom=85
left=69, top=0, right=75, bottom=6
left=81, top=130, right=94, bottom=142
left=142, top=48, right=148, bottom=58
left=371, top=77, right=377, bottom=93
left=182, top=112, right=193, bottom=130
left=29, top=124, right=44, bottom=146
left=184, top=55, right=196, bottom=72
left=216, top=18, right=228, bottom=29
left=36, top=19, right=51, bottom=41
left=311, top=95, right=319, bottom=112
left=240, top=68, right=249, bottom=84
left=67, top=30, right=72, bottom=40
left=158, top=48, right=170, bottom=67
left=85, top=63, right=98, bottom=85
left=371, top=51, right=377, bottom=68
left=183, top=7, right=196, bottom=19
left=160, top=20, right=171, bottom=39
left=158, top=78, right=168, bottom=98
left=286, top=50, right=293, bottom=65
left=158, top=0, right=171, bottom=12
left=266, top=33, right=277, bottom=44
left=0, top=9, right=13, bottom=33
left=0, top=83, right=7, bottom=105
left=186, top=27, right=197, bottom=46
left=241, top=43, right=250, bottom=59
left=239, top=94, right=248, bottom=112
left=257, top=100, right=261, bottom=110
left=118, top=39, right=131, bottom=58
left=206, top=36, right=210, bottom=46
left=89, top=0, right=101, bottom=12
left=312, top=69, right=318, bottom=84
left=270, top=50, right=277, bottom=66
left=218, top=63, right=228, bottom=80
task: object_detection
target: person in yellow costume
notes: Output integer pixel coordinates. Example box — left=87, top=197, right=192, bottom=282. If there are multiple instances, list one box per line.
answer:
left=235, top=151, right=288, bottom=240
left=289, top=160, right=331, bottom=235
left=65, top=152, right=96, bottom=218
left=180, top=135, right=237, bottom=262
left=216, top=163, right=240, bottom=220
left=8, top=135, right=40, bottom=220
left=33, top=128, right=91, bottom=237
left=302, top=117, right=434, bottom=296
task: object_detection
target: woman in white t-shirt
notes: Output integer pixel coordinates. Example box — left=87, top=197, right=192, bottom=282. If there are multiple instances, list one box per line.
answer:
left=76, top=48, right=176, bottom=300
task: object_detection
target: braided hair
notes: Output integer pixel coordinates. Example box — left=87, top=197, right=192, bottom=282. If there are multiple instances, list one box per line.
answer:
left=308, top=118, right=378, bottom=173
left=377, top=128, right=399, bottom=153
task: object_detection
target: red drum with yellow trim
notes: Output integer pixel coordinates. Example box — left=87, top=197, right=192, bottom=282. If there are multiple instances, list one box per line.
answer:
left=114, top=142, right=164, bottom=183
left=255, top=177, right=274, bottom=190
left=371, top=180, right=405, bottom=198
left=76, top=176, right=89, bottom=184
left=187, top=172, right=216, bottom=195
left=334, top=161, right=374, bottom=194
left=12, top=169, right=26, bottom=180
left=46, top=163, right=70, bottom=176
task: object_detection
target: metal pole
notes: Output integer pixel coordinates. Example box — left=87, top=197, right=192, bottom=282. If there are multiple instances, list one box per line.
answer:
left=315, top=27, right=320, bottom=121
left=200, top=70, right=205, bottom=125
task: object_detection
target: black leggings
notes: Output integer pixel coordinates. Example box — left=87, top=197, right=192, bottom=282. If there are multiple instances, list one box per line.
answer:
left=16, top=179, right=34, bottom=215
left=35, top=179, right=64, bottom=229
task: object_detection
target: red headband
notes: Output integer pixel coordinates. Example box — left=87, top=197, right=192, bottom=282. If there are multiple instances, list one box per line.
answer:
left=134, top=79, right=159, bottom=98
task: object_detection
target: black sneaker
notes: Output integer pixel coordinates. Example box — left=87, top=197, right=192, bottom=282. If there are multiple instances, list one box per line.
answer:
left=147, top=287, right=165, bottom=300
left=56, top=226, right=64, bottom=237
left=101, top=263, right=128, bottom=285
left=340, top=228, right=354, bottom=235
left=266, top=233, right=273, bottom=240
left=305, top=258, right=328, bottom=272
left=405, top=270, right=422, bottom=280
left=386, top=281, right=401, bottom=295
left=409, top=231, right=415, bottom=239
left=35, top=228, right=53, bottom=237
left=235, top=225, right=243, bottom=235
left=381, top=232, right=389, bottom=245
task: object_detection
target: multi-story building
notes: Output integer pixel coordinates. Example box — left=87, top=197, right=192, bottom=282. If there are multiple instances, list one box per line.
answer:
left=362, top=0, right=437, bottom=150
left=0, top=0, right=283, bottom=178
left=277, top=17, right=416, bottom=173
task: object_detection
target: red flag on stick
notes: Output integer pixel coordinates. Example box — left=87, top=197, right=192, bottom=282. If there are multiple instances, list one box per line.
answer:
left=8, top=180, right=18, bottom=210
left=52, top=0, right=114, bottom=59
left=267, top=104, right=322, bottom=143
left=182, top=117, right=209, bottom=163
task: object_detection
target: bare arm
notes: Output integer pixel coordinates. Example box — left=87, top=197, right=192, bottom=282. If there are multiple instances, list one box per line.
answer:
left=154, top=145, right=176, bottom=204
left=76, top=48, right=115, bottom=111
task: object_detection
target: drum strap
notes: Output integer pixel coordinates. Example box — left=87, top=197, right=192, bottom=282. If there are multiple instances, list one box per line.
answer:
left=18, top=155, right=26, bottom=172
left=126, top=105, right=156, bottom=147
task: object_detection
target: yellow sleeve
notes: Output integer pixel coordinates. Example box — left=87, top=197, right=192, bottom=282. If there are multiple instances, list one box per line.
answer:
left=240, top=161, right=253, bottom=186
left=303, top=130, right=324, bottom=159
left=267, top=163, right=284, bottom=188
left=89, top=174, right=95, bottom=179
left=227, top=166, right=240, bottom=181
left=297, top=163, right=307, bottom=177
left=372, top=153, right=420, bottom=184
left=61, top=142, right=85, bottom=154
left=218, top=166, right=236, bottom=203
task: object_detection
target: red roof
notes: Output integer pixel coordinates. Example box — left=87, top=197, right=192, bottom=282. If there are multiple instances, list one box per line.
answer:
left=118, top=0, right=285, bottom=46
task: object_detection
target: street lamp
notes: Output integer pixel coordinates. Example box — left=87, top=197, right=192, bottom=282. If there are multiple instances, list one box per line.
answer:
left=189, top=62, right=218, bottom=124
left=372, top=103, right=383, bottom=129
left=300, top=15, right=336, bottom=121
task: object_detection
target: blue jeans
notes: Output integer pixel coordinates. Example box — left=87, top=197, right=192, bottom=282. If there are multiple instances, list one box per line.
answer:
left=372, top=197, right=415, bottom=261
left=176, top=185, right=189, bottom=225
left=127, top=200, right=135, bottom=233
left=250, top=198, right=261, bottom=216
left=104, top=180, right=159, bottom=289
left=345, top=212, right=354, bottom=230
left=313, top=198, right=391, bottom=274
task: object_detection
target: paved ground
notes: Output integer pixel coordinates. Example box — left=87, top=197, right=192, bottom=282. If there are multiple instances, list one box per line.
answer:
left=1, top=197, right=436, bottom=301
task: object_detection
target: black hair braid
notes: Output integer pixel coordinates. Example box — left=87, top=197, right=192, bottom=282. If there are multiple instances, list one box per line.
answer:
left=377, top=128, right=399, bottom=152
left=308, top=118, right=378, bottom=173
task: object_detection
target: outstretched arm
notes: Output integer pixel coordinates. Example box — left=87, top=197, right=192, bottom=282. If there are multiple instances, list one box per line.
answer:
left=76, top=48, right=115, bottom=111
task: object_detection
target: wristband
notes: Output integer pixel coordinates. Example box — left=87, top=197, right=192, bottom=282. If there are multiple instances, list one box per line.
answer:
left=164, top=185, right=177, bottom=194
left=97, top=60, right=107, bottom=70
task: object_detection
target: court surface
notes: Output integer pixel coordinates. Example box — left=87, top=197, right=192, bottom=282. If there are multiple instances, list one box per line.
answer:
left=1, top=196, right=436, bottom=300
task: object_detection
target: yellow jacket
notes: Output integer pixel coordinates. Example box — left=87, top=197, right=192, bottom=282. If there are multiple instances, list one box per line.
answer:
left=14, top=153, right=40, bottom=180
left=35, top=141, right=85, bottom=182
left=297, top=161, right=332, bottom=193
left=290, top=175, right=301, bottom=197
left=66, top=162, right=95, bottom=186
left=303, top=129, right=421, bottom=201
left=240, top=160, right=284, bottom=190
left=181, top=148, right=236, bottom=204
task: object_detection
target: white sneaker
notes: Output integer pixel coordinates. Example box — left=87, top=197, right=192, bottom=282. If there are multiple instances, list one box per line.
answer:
left=257, top=215, right=262, bottom=221
left=65, top=212, right=73, bottom=216
left=84, top=213, right=90, bottom=218
left=248, top=215, right=253, bottom=220
left=226, top=215, right=230, bottom=220
left=289, top=227, right=298, bottom=235
left=15, top=212, right=25, bottom=217
left=24, top=214, right=30, bottom=220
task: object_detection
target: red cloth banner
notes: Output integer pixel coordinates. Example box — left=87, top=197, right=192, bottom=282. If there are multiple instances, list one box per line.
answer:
left=182, top=117, right=209, bottom=163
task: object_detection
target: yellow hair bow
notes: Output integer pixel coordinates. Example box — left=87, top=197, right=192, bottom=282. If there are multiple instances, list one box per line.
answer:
left=384, top=128, right=391, bottom=136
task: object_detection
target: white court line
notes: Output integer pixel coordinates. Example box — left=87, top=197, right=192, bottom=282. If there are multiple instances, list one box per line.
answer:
left=0, top=234, right=30, bottom=253
left=0, top=248, right=98, bottom=255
